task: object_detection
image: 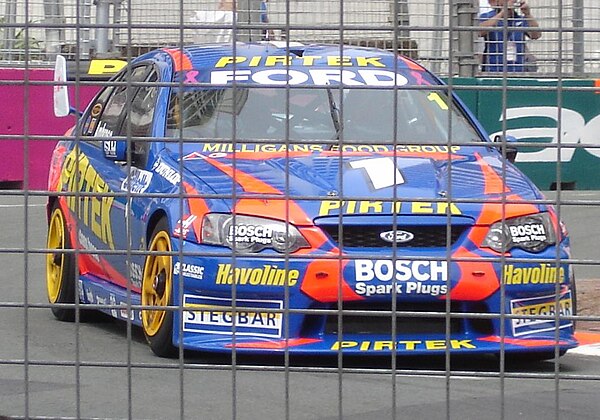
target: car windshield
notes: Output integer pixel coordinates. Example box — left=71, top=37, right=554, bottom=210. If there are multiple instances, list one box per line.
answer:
left=164, top=86, right=482, bottom=147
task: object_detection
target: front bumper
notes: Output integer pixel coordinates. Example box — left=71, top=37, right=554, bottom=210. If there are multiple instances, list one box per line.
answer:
left=169, top=240, right=578, bottom=355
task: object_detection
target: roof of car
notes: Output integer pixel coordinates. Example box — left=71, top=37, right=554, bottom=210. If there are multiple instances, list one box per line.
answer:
left=148, top=42, right=433, bottom=86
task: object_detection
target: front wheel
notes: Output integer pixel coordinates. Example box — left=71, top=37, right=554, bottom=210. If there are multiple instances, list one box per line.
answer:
left=46, top=202, right=76, bottom=322
left=141, top=218, right=176, bottom=357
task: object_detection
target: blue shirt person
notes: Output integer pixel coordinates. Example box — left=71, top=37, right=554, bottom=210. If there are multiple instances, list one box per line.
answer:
left=479, top=0, right=541, bottom=72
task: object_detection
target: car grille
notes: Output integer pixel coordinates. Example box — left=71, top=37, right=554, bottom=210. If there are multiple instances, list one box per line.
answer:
left=324, top=302, right=493, bottom=336
left=319, top=224, right=469, bottom=248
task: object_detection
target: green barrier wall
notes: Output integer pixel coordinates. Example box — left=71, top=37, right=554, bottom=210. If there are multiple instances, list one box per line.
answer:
left=449, top=77, right=600, bottom=190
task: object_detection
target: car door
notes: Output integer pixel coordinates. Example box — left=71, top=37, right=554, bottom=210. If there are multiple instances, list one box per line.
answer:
left=69, top=64, right=159, bottom=291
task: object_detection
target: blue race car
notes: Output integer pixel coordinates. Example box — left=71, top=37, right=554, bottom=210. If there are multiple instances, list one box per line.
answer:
left=47, top=42, right=577, bottom=358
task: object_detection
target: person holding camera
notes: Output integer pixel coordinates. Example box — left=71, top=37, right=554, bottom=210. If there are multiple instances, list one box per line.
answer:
left=479, top=0, right=541, bottom=72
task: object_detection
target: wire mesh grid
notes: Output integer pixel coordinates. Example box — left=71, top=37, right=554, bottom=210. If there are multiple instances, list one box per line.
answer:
left=1, top=0, right=600, bottom=419
left=1, top=0, right=600, bottom=75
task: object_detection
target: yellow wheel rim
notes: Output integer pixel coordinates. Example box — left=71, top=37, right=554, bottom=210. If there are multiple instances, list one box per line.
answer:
left=141, top=230, right=173, bottom=337
left=46, top=208, right=66, bottom=303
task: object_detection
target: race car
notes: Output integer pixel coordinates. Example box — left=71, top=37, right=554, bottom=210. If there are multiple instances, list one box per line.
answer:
left=47, top=42, right=577, bottom=358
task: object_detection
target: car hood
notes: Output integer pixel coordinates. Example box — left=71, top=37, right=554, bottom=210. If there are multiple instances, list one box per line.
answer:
left=177, top=146, right=543, bottom=224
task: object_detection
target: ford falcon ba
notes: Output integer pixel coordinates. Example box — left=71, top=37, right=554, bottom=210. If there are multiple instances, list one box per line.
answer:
left=46, top=42, right=576, bottom=358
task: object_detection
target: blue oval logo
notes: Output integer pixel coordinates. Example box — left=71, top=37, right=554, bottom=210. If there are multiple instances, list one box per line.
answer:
left=380, top=230, right=415, bottom=244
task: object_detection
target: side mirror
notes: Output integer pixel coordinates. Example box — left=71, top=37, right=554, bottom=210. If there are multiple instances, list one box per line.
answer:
left=493, top=134, right=518, bottom=163
left=53, top=55, right=70, bottom=117
left=103, top=140, right=127, bottom=161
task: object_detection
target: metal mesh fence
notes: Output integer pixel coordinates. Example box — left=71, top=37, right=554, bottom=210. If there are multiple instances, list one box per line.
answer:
left=1, top=0, right=600, bottom=75
left=2, top=1, right=600, bottom=419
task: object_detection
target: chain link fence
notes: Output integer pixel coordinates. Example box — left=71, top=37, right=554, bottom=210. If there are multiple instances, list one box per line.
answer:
left=1, top=0, right=600, bottom=76
left=2, top=1, right=600, bottom=419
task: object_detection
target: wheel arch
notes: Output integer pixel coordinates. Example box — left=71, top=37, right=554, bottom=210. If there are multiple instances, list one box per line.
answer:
left=47, top=196, right=59, bottom=223
left=146, top=209, right=170, bottom=246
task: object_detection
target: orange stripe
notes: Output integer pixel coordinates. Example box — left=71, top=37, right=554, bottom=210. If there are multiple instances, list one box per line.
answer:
left=595, top=79, right=600, bottom=94
left=398, top=56, right=424, bottom=71
left=447, top=247, right=499, bottom=300
left=475, top=153, right=510, bottom=195
left=202, top=156, right=312, bottom=225
left=182, top=182, right=211, bottom=241
left=473, top=196, right=540, bottom=230
left=227, top=338, right=322, bottom=349
left=478, top=336, right=569, bottom=347
left=300, top=259, right=363, bottom=303
left=163, top=48, right=193, bottom=71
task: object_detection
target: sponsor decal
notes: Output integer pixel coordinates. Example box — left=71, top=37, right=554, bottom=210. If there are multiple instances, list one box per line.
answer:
left=85, top=118, right=98, bottom=134
left=119, top=303, right=136, bottom=321
left=85, top=287, right=94, bottom=303
left=183, top=294, right=283, bottom=337
left=227, top=224, right=273, bottom=245
left=77, top=229, right=100, bottom=262
left=109, top=293, right=118, bottom=318
left=354, top=259, right=448, bottom=297
left=129, top=262, right=142, bottom=288
left=379, top=230, right=414, bottom=244
left=94, top=121, right=114, bottom=138
left=152, top=160, right=181, bottom=185
left=494, top=106, right=600, bottom=163
left=90, top=103, right=102, bottom=117
left=331, top=339, right=476, bottom=351
left=318, top=200, right=461, bottom=216
left=174, top=215, right=197, bottom=238
left=103, top=141, right=117, bottom=158
left=78, top=279, right=85, bottom=302
left=215, top=264, right=299, bottom=287
left=214, top=55, right=388, bottom=68
left=508, top=223, right=547, bottom=244
left=174, top=262, right=205, bottom=280
left=60, top=149, right=115, bottom=249
left=503, top=264, right=565, bottom=285
left=210, top=69, right=408, bottom=87
left=510, top=292, right=573, bottom=336
left=199, top=143, right=460, bottom=154
left=121, top=167, right=153, bottom=193
left=87, top=59, right=127, bottom=75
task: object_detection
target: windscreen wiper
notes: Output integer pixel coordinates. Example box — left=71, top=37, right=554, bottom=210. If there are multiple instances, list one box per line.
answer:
left=326, top=86, right=342, bottom=142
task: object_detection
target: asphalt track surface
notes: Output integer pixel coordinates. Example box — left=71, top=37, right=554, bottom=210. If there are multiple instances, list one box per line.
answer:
left=1, top=194, right=600, bottom=419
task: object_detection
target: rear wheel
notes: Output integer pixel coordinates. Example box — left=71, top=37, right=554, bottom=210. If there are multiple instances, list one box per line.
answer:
left=141, top=218, right=176, bottom=357
left=46, top=203, right=76, bottom=322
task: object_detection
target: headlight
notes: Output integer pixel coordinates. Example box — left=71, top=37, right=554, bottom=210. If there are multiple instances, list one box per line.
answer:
left=201, top=214, right=310, bottom=253
left=482, top=213, right=557, bottom=253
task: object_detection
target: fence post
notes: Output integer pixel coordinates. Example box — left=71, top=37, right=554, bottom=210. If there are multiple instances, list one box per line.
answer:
left=573, top=0, right=584, bottom=76
left=454, top=0, right=478, bottom=77
left=237, top=0, right=262, bottom=41
left=95, top=0, right=111, bottom=55
left=79, top=0, right=93, bottom=59
left=43, top=0, right=65, bottom=59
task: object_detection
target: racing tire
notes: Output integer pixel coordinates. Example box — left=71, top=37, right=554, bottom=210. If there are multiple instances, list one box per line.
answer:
left=502, top=349, right=568, bottom=365
left=46, top=202, right=77, bottom=322
left=141, top=218, right=177, bottom=358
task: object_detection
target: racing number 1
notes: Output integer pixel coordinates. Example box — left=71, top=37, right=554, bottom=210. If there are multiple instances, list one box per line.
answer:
left=350, top=157, right=405, bottom=190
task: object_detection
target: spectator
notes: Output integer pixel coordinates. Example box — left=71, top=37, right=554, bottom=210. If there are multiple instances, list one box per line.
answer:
left=479, top=0, right=541, bottom=72
left=260, top=0, right=275, bottom=40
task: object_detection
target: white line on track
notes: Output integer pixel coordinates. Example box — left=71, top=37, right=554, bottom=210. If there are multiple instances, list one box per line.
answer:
left=569, top=344, right=600, bottom=357
left=0, top=204, right=45, bottom=208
